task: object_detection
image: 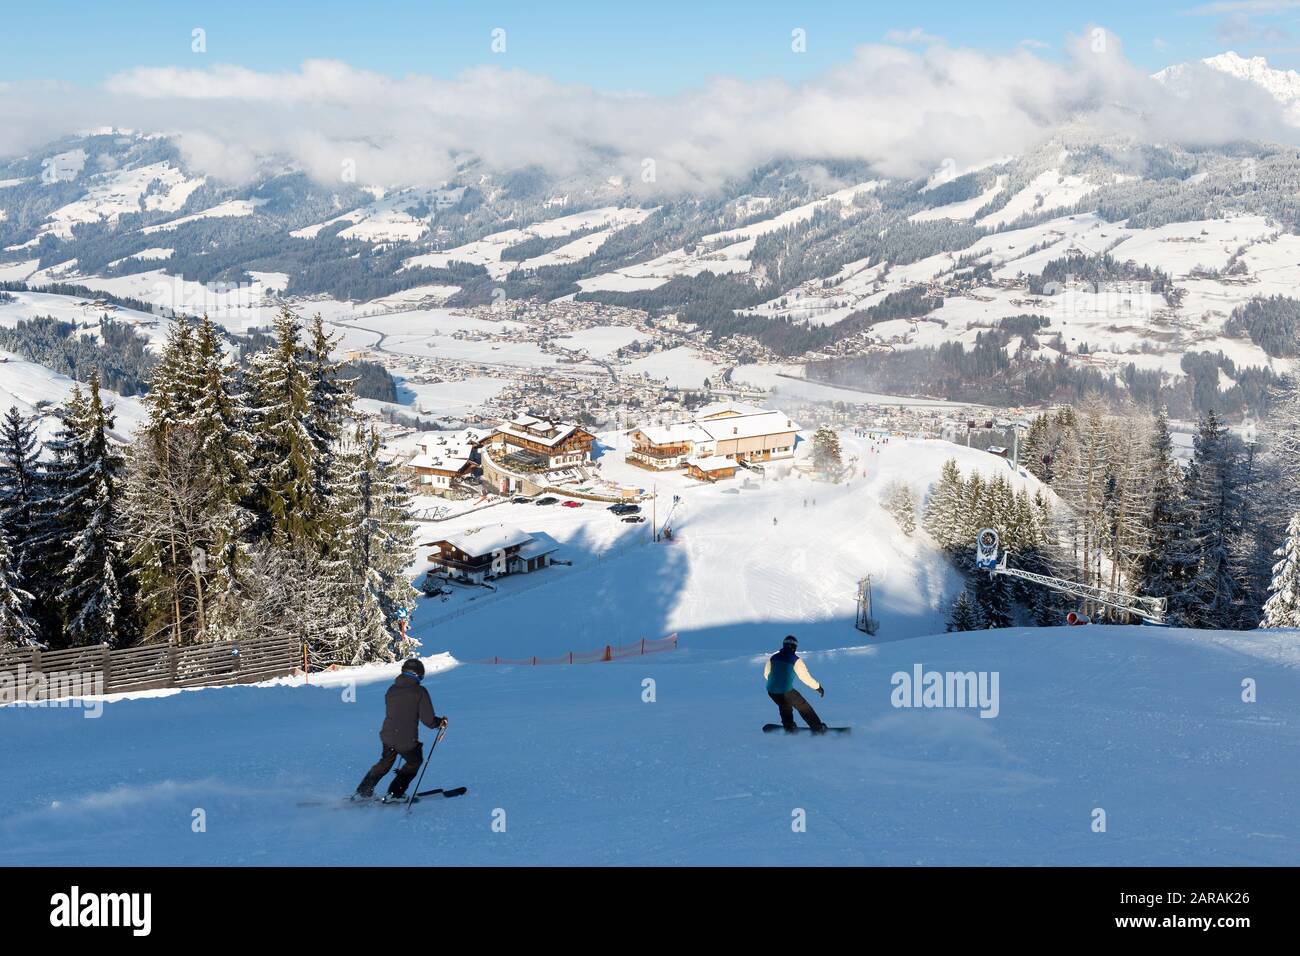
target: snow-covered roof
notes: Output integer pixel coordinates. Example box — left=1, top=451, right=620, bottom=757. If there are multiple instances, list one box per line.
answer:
left=631, top=408, right=798, bottom=449
left=407, top=452, right=473, bottom=474
left=690, top=455, right=738, bottom=472
left=516, top=531, right=561, bottom=560
left=495, top=418, right=588, bottom=448
left=699, top=410, right=799, bottom=442
left=635, top=422, right=714, bottom=446
left=435, top=524, right=534, bottom=558
left=695, top=401, right=768, bottom=420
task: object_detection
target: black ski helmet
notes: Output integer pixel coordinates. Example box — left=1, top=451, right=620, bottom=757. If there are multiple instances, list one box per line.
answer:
left=401, top=658, right=425, bottom=678
left=782, top=635, right=798, bottom=650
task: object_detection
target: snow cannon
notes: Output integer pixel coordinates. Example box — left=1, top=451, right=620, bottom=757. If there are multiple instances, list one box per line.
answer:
left=975, top=528, right=1000, bottom=571
left=1066, top=611, right=1091, bottom=626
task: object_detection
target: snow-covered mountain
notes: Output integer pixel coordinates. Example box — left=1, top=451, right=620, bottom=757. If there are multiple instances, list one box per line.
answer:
left=5, top=79, right=1300, bottom=417
left=1156, top=50, right=1300, bottom=108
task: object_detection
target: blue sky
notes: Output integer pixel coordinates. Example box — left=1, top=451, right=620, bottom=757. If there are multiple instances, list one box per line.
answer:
left=7, top=0, right=1300, bottom=92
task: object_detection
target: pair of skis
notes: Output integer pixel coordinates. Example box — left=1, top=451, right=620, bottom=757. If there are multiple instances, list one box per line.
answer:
left=304, top=725, right=463, bottom=810
left=297, top=786, right=467, bottom=809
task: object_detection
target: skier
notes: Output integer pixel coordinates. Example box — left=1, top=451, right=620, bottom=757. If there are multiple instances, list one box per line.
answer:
left=764, top=635, right=827, bottom=733
left=354, top=658, right=448, bottom=801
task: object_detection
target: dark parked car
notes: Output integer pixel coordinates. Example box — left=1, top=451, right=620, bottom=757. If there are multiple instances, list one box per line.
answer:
left=622, top=515, right=647, bottom=524
left=512, top=496, right=534, bottom=504
left=534, top=496, right=559, bottom=506
left=608, top=503, right=641, bottom=515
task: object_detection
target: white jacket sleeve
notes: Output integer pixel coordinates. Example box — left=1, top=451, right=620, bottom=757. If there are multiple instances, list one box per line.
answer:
left=794, top=658, right=820, bottom=691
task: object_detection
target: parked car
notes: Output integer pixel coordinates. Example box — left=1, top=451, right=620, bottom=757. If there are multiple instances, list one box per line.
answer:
left=534, top=496, right=559, bottom=506
left=512, top=496, right=534, bottom=504
left=608, top=503, right=641, bottom=515
left=622, top=515, right=647, bottom=524
left=561, top=500, right=584, bottom=508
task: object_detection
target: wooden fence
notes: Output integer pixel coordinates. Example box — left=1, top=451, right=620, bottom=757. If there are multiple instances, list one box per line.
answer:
left=0, top=633, right=302, bottom=702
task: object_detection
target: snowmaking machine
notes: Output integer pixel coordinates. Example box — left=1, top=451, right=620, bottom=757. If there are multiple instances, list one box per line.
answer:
left=974, top=528, right=1167, bottom=625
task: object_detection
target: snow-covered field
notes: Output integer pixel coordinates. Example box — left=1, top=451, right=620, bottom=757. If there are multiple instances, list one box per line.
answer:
left=0, top=351, right=147, bottom=441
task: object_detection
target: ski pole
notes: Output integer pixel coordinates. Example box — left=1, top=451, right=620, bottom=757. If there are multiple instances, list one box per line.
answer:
left=406, top=725, right=446, bottom=813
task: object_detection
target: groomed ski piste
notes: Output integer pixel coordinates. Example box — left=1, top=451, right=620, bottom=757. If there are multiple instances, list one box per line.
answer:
left=2, top=434, right=1298, bottom=866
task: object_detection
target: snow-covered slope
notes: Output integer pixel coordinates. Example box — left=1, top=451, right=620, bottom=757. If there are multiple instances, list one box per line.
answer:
left=2, top=430, right=1297, bottom=865
left=2, top=620, right=1296, bottom=866
left=402, top=434, right=1032, bottom=660
left=0, top=351, right=147, bottom=441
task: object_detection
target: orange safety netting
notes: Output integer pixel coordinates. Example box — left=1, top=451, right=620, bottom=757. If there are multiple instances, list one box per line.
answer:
left=470, top=634, right=679, bottom=666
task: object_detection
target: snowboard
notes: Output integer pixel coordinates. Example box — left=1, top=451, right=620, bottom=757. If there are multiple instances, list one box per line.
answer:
left=762, top=724, right=851, bottom=734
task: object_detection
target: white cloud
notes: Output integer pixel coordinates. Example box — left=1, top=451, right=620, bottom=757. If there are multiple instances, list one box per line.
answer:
left=0, top=28, right=1297, bottom=194
left=883, top=27, right=945, bottom=45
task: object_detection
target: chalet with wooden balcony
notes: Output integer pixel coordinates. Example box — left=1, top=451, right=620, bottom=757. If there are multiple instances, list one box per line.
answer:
left=482, top=414, right=598, bottom=496
left=425, top=524, right=560, bottom=585
left=401, top=427, right=493, bottom=497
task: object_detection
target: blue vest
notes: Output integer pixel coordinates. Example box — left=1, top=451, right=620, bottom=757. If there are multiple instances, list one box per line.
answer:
left=767, top=648, right=798, bottom=694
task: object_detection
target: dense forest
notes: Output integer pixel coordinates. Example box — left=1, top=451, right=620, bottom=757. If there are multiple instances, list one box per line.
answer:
left=807, top=329, right=1280, bottom=418
left=0, top=308, right=418, bottom=664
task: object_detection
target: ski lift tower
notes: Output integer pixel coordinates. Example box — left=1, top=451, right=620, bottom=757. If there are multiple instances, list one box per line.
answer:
left=975, top=528, right=1167, bottom=625
left=855, top=575, right=879, bottom=635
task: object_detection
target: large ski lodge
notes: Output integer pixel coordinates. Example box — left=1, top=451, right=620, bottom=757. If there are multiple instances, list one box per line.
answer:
left=627, top=403, right=800, bottom=478
left=481, top=414, right=598, bottom=496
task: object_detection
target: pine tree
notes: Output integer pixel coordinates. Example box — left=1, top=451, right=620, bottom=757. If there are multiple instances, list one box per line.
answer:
left=248, top=307, right=319, bottom=551
left=1261, top=511, right=1300, bottom=627
left=947, top=588, right=980, bottom=632
left=923, top=458, right=965, bottom=549
left=972, top=567, right=1012, bottom=628
left=1177, top=411, right=1247, bottom=628
left=189, top=315, right=255, bottom=634
left=0, top=526, right=36, bottom=648
left=144, top=321, right=200, bottom=436
left=332, top=427, right=419, bottom=663
left=0, top=405, right=44, bottom=584
left=56, top=374, right=130, bottom=647
left=884, top=481, right=917, bottom=535
left=812, top=425, right=842, bottom=478
left=1022, top=413, right=1052, bottom=483
left=303, top=313, right=354, bottom=552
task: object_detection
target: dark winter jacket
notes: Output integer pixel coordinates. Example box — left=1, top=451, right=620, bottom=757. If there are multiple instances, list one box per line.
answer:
left=379, top=673, right=441, bottom=751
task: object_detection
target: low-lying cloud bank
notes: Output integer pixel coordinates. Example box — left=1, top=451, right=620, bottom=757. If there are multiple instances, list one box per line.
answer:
left=1, top=26, right=1296, bottom=192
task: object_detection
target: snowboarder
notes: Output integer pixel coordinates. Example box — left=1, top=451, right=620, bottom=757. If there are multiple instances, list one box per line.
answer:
left=354, top=658, right=448, bottom=801
left=764, top=635, right=827, bottom=733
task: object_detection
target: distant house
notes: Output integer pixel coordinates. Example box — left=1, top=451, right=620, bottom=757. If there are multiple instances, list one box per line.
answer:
left=401, top=428, right=492, bottom=497
left=685, top=456, right=739, bottom=482
left=627, top=421, right=715, bottom=470
left=404, top=450, right=476, bottom=495
left=627, top=402, right=800, bottom=478
left=426, top=524, right=560, bottom=584
left=482, top=414, right=597, bottom=496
